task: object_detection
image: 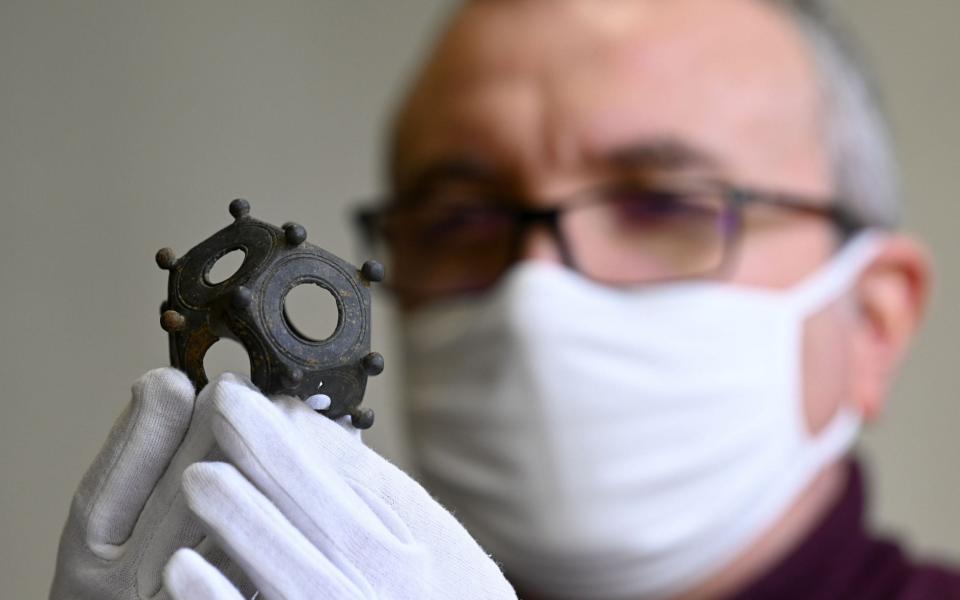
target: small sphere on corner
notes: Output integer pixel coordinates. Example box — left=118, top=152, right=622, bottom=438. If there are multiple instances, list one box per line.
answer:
left=155, top=247, right=177, bottom=270
left=283, top=222, right=308, bottom=246
left=361, top=260, right=385, bottom=283
left=229, top=198, right=251, bottom=219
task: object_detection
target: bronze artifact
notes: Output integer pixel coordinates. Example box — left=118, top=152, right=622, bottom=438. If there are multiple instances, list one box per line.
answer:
left=156, top=198, right=384, bottom=429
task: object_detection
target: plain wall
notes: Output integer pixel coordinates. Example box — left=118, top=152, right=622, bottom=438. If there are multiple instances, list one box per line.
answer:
left=0, top=1, right=956, bottom=597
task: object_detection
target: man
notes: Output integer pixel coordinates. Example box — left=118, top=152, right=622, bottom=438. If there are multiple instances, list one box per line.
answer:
left=50, top=0, right=958, bottom=598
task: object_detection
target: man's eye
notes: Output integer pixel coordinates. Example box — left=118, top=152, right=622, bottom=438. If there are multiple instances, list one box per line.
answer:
left=611, top=190, right=701, bottom=221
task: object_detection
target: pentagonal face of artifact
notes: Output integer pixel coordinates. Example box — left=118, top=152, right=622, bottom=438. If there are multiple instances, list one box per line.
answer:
left=173, top=220, right=278, bottom=311
left=260, top=251, right=369, bottom=367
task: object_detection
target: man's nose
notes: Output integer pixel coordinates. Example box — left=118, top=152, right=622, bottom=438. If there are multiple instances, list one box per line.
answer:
left=516, top=225, right=565, bottom=265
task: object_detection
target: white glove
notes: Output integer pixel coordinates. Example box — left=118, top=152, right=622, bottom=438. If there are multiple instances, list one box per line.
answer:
left=161, top=377, right=517, bottom=600
left=50, top=369, right=254, bottom=599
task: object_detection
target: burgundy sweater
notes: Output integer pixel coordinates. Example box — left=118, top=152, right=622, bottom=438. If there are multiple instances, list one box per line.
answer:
left=732, top=461, right=960, bottom=600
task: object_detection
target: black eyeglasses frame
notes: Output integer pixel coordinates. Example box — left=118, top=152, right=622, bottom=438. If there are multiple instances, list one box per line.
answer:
left=352, top=180, right=869, bottom=296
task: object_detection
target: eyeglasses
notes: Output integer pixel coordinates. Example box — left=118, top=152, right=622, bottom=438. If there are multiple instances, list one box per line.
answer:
left=354, top=180, right=865, bottom=303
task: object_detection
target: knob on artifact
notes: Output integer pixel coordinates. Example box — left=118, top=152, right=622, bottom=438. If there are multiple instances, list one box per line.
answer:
left=156, top=247, right=177, bottom=270
left=229, top=198, right=251, bottom=220
left=282, top=366, right=304, bottom=389
left=362, top=352, right=385, bottom=376
left=360, top=260, right=385, bottom=283
left=160, top=310, right=186, bottom=332
left=351, top=408, right=375, bottom=430
left=283, top=222, right=308, bottom=246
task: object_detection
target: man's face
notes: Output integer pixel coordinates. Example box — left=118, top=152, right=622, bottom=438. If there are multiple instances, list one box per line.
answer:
left=393, top=0, right=836, bottom=281
left=388, top=0, right=905, bottom=431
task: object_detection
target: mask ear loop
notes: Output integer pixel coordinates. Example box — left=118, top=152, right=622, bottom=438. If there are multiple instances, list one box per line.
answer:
left=783, top=230, right=888, bottom=316
left=747, top=235, right=884, bottom=561
left=786, top=230, right=887, bottom=454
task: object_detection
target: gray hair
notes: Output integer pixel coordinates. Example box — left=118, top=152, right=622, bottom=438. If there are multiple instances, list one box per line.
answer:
left=772, top=0, right=900, bottom=228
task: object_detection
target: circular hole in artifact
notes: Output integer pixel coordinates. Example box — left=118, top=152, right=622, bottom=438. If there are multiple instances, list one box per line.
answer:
left=283, top=283, right=340, bottom=342
left=203, top=337, right=252, bottom=381
left=206, top=248, right=246, bottom=285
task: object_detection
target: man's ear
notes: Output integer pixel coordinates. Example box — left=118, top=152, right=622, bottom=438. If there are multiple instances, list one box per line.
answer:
left=850, top=234, right=931, bottom=420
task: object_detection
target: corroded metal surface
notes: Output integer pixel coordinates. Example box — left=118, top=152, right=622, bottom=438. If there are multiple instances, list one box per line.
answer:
left=157, top=199, right=384, bottom=429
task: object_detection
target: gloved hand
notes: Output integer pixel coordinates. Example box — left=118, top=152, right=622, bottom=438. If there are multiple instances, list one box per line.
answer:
left=50, top=368, right=254, bottom=599
left=161, top=377, right=517, bottom=600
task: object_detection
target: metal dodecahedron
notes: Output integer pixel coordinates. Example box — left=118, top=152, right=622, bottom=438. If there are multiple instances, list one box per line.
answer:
left=156, top=199, right=384, bottom=429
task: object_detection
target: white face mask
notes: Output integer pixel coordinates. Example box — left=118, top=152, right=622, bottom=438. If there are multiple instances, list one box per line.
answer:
left=401, top=232, right=884, bottom=600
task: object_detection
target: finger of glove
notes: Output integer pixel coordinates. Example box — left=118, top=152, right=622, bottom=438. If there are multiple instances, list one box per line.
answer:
left=244, top=392, right=518, bottom=598
left=218, top=381, right=439, bottom=552
left=268, top=393, right=390, bottom=487
left=210, top=382, right=413, bottom=571
left=273, top=394, right=438, bottom=527
left=164, top=548, right=245, bottom=600
left=192, top=535, right=260, bottom=598
left=245, top=390, right=436, bottom=535
left=183, top=461, right=366, bottom=600
left=146, top=372, right=253, bottom=501
left=293, top=399, right=515, bottom=572
left=216, top=385, right=516, bottom=597
left=133, top=372, right=251, bottom=595
left=73, top=367, right=195, bottom=555
left=249, top=397, right=517, bottom=599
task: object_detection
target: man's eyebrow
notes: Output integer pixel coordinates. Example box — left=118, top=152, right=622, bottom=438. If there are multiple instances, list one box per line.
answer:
left=395, top=139, right=718, bottom=195
left=604, top=138, right=722, bottom=171
left=397, top=158, right=499, bottom=196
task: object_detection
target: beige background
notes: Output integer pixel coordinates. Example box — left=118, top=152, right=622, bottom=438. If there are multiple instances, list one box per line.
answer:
left=0, top=1, right=956, bottom=597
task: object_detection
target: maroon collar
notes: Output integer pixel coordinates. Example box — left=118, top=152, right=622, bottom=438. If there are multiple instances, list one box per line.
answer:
left=732, top=459, right=960, bottom=600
